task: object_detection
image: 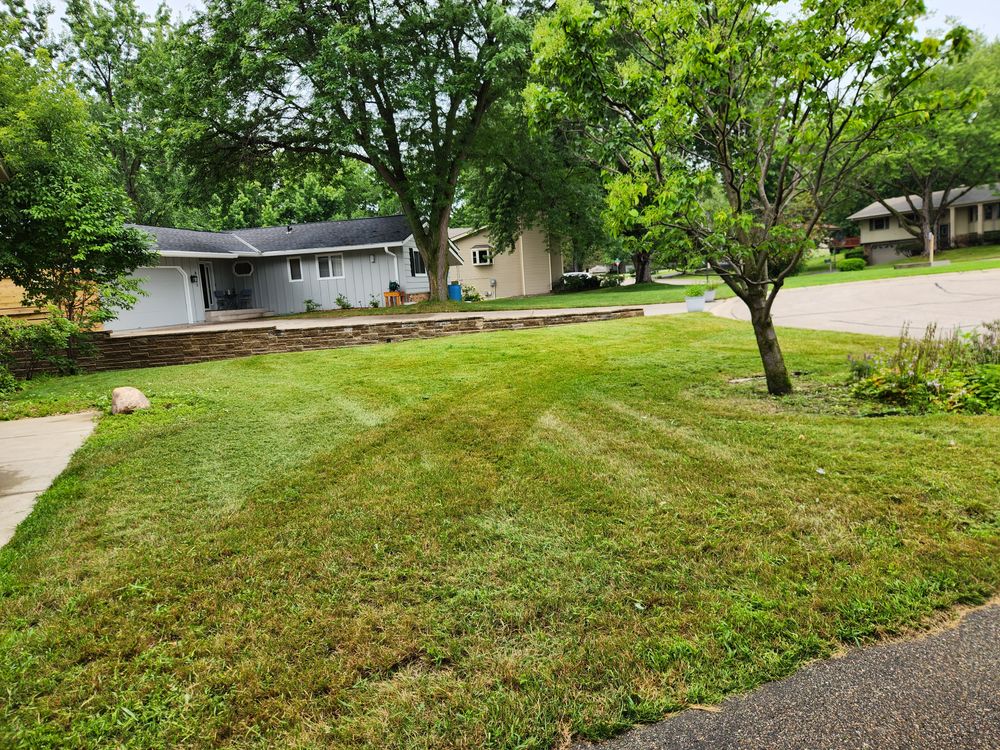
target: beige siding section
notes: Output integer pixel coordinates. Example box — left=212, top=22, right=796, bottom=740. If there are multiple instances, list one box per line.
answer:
left=519, top=228, right=555, bottom=296
left=449, top=228, right=561, bottom=299
left=450, top=229, right=524, bottom=299
left=0, top=279, right=44, bottom=321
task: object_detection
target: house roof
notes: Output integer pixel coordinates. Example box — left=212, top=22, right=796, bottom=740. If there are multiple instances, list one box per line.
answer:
left=234, top=215, right=413, bottom=254
left=132, top=226, right=246, bottom=256
left=131, top=215, right=415, bottom=258
left=848, top=184, right=1000, bottom=221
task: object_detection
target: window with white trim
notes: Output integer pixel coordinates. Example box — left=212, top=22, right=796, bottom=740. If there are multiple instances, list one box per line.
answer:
left=471, top=246, right=492, bottom=266
left=288, top=256, right=303, bottom=282
left=968, top=205, right=979, bottom=223
left=317, top=254, right=344, bottom=279
left=409, top=248, right=426, bottom=276
left=869, top=217, right=889, bottom=231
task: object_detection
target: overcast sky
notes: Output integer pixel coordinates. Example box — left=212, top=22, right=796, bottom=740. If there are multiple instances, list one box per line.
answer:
left=47, top=0, right=1000, bottom=42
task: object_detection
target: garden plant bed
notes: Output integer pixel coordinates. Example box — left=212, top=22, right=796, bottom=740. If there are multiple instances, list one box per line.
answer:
left=1, top=316, right=998, bottom=748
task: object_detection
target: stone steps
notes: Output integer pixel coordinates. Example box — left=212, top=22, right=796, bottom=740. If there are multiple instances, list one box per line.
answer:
left=204, top=308, right=273, bottom=323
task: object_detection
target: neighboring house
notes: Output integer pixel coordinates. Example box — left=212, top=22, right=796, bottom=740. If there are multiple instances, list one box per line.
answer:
left=448, top=227, right=563, bottom=300
left=848, top=185, right=1000, bottom=265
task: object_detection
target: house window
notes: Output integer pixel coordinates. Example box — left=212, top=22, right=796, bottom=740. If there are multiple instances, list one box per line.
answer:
left=986, top=204, right=994, bottom=220
left=409, top=248, right=426, bottom=276
left=288, top=257, right=303, bottom=282
left=968, top=205, right=979, bottom=223
left=471, top=246, right=492, bottom=266
left=233, top=260, right=254, bottom=277
left=869, top=217, right=889, bottom=231
left=317, top=254, right=344, bottom=279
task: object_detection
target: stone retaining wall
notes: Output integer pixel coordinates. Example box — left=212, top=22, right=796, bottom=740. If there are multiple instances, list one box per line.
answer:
left=9, top=309, right=643, bottom=376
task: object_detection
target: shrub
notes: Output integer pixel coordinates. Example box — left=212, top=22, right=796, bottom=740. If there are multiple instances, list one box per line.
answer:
left=0, top=309, right=83, bottom=391
left=368, top=295, right=380, bottom=308
left=303, top=298, right=322, bottom=313
left=552, top=274, right=601, bottom=293
left=850, top=322, right=1000, bottom=413
left=685, top=284, right=706, bottom=297
left=600, top=274, right=624, bottom=288
left=844, top=248, right=866, bottom=260
left=838, top=258, right=866, bottom=272
left=461, top=284, right=482, bottom=302
left=335, top=294, right=351, bottom=309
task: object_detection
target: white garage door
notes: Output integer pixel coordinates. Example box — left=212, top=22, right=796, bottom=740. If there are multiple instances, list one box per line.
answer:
left=110, top=267, right=192, bottom=331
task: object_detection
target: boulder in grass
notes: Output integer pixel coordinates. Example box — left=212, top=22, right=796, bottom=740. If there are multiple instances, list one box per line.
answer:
left=111, top=387, right=151, bottom=415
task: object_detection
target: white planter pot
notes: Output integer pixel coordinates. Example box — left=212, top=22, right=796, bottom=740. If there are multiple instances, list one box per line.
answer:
left=704, top=289, right=716, bottom=302
left=685, top=295, right=706, bottom=312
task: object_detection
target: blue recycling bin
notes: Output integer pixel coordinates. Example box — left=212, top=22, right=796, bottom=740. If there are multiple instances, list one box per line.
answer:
left=447, top=282, right=463, bottom=302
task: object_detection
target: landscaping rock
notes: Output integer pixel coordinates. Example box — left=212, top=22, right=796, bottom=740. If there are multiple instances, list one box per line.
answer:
left=111, top=387, right=151, bottom=415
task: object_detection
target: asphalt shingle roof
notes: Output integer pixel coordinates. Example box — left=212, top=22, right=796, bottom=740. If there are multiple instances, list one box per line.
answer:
left=132, top=215, right=415, bottom=256
left=848, top=184, right=1000, bottom=221
left=131, top=225, right=246, bottom=255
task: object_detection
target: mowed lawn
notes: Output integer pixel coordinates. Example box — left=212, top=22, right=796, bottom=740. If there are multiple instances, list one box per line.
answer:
left=1, top=316, right=999, bottom=749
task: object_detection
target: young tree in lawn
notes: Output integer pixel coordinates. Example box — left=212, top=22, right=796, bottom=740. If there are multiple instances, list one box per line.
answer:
left=0, top=31, right=154, bottom=327
left=169, top=0, right=536, bottom=301
left=531, top=0, right=969, bottom=394
left=857, top=38, right=1000, bottom=252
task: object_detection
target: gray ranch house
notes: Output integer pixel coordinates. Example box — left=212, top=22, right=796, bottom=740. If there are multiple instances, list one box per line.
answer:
left=116, top=216, right=463, bottom=331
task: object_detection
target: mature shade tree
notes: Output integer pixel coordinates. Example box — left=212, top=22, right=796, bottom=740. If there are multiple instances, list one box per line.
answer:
left=0, top=29, right=154, bottom=326
left=61, top=0, right=174, bottom=222
left=856, top=38, right=1000, bottom=252
left=532, top=0, right=969, bottom=394
left=169, top=0, right=537, bottom=300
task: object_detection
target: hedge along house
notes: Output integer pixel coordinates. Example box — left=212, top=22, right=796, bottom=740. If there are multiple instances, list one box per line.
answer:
left=447, top=227, right=563, bottom=300
left=848, top=184, right=1000, bottom=265
left=114, top=215, right=463, bottom=331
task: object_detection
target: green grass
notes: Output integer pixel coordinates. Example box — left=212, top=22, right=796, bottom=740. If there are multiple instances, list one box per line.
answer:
left=1, top=316, right=998, bottom=748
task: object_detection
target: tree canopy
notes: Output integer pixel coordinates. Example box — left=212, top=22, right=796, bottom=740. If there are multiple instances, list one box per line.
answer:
left=530, top=0, right=969, bottom=394
left=855, top=37, right=1000, bottom=251
left=166, top=0, right=539, bottom=299
left=0, top=28, right=153, bottom=325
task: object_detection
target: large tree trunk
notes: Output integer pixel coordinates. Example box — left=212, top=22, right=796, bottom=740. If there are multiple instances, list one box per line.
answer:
left=633, top=250, right=653, bottom=284
left=746, top=286, right=792, bottom=395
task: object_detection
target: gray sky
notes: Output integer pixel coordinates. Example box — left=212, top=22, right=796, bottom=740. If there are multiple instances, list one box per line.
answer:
left=48, top=0, right=1000, bottom=41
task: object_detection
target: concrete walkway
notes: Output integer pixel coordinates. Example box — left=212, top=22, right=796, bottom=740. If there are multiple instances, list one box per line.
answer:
left=0, top=412, right=97, bottom=548
left=712, top=269, right=1000, bottom=337
left=577, top=601, right=1000, bottom=750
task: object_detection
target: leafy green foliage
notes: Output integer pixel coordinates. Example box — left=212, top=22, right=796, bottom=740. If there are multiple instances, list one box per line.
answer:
left=855, top=37, right=1000, bottom=250
left=0, top=30, right=155, bottom=325
left=552, top=273, right=600, bottom=293
left=169, top=0, right=537, bottom=299
left=851, top=322, right=1000, bottom=413
left=0, top=308, right=88, bottom=391
left=838, top=258, right=867, bottom=272
left=529, top=0, right=969, bottom=394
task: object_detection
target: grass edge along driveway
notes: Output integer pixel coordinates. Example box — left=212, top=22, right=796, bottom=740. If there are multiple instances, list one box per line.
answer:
left=1, top=315, right=998, bottom=749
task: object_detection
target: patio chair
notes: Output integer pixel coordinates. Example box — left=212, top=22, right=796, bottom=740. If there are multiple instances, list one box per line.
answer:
left=238, top=289, right=252, bottom=309
left=213, top=290, right=231, bottom=310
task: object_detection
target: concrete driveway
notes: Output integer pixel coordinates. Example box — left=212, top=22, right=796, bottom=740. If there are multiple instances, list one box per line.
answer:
left=711, top=269, right=1000, bottom=337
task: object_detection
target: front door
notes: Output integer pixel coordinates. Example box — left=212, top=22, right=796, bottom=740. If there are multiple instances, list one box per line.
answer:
left=198, top=262, right=214, bottom=309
